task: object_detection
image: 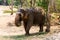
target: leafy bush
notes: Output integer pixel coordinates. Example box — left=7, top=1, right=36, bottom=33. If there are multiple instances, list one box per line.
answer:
left=14, top=0, right=20, bottom=6
left=7, top=0, right=11, bottom=5
left=37, top=0, right=49, bottom=11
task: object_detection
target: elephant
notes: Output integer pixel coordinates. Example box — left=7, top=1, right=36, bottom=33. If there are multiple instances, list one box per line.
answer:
left=15, top=7, right=50, bottom=35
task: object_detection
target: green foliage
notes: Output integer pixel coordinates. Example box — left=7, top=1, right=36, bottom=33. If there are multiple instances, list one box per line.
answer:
left=7, top=0, right=11, bottom=5
left=14, top=0, right=20, bottom=6
left=6, top=0, right=20, bottom=6
left=55, top=0, right=60, bottom=12
left=0, top=0, right=3, bottom=4
left=37, top=0, right=49, bottom=11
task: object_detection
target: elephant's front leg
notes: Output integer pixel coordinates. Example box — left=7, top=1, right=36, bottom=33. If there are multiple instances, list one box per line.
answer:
left=26, top=18, right=33, bottom=35
left=24, top=21, right=32, bottom=35
left=24, top=21, right=29, bottom=35
left=39, top=24, right=43, bottom=32
left=24, top=14, right=33, bottom=35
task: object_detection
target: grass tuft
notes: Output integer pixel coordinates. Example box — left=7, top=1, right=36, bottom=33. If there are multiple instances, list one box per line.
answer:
left=3, top=10, right=17, bottom=13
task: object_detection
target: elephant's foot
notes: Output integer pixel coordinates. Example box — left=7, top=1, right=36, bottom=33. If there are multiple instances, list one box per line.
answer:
left=39, top=30, right=43, bottom=32
left=45, top=29, right=50, bottom=32
left=25, top=33, right=30, bottom=36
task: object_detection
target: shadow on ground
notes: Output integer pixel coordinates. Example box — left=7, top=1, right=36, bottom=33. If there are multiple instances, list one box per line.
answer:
left=3, top=32, right=47, bottom=40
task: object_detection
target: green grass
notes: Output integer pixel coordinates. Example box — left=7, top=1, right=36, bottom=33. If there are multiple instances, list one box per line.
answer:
left=0, top=32, right=47, bottom=40
left=3, top=10, right=17, bottom=13
left=14, top=6, right=18, bottom=9
left=7, top=32, right=47, bottom=40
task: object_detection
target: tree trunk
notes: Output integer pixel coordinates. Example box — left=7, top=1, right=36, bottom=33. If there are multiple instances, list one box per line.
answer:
left=46, top=0, right=51, bottom=30
left=20, top=0, right=24, bottom=7
left=33, top=0, right=36, bottom=7
left=11, top=0, right=14, bottom=15
left=30, top=0, right=36, bottom=7
left=3, top=0, right=6, bottom=5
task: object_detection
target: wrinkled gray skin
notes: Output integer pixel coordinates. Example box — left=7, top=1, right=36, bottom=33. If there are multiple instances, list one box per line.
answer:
left=15, top=8, right=50, bottom=35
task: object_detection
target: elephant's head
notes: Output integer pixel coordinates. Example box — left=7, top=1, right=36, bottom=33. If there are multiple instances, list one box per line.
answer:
left=15, top=8, right=29, bottom=27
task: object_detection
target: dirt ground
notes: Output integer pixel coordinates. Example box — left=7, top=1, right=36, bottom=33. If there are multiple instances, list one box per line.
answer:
left=0, top=14, right=60, bottom=40
left=0, top=5, right=60, bottom=40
